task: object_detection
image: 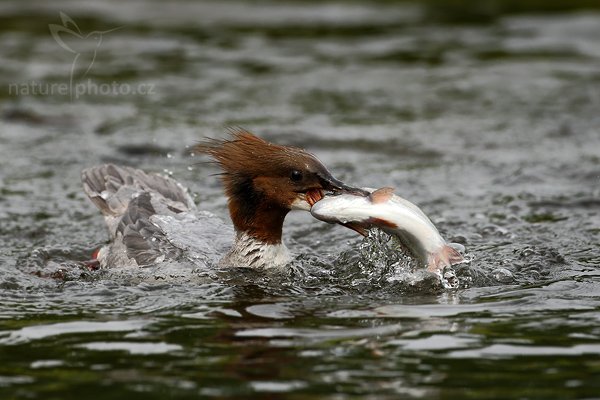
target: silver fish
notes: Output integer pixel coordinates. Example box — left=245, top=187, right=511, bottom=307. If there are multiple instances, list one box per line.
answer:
left=310, top=187, right=464, bottom=273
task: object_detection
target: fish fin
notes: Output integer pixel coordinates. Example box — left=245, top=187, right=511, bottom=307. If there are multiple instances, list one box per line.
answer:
left=427, top=245, right=464, bottom=273
left=342, top=222, right=368, bottom=237
left=369, top=187, right=395, bottom=204
left=367, top=217, right=398, bottom=229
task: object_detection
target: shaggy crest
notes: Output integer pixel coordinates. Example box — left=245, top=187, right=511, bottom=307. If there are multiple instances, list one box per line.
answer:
left=194, top=128, right=345, bottom=244
left=194, top=128, right=324, bottom=179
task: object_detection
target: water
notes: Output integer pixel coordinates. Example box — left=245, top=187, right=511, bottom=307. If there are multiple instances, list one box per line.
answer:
left=1, top=1, right=600, bottom=398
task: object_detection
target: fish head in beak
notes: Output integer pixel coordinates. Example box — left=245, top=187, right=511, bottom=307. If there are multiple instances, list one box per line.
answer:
left=288, top=172, right=367, bottom=211
left=316, top=171, right=369, bottom=197
left=286, top=154, right=368, bottom=211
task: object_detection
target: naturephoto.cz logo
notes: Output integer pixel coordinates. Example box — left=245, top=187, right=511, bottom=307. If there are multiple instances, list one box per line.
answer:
left=8, top=12, right=155, bottom=100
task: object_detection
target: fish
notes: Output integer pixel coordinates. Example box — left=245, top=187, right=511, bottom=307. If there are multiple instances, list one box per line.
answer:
left=310, top=187, right=464, bottom=273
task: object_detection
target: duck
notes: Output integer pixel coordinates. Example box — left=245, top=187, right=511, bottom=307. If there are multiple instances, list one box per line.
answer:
left=82, top=129, right=366, bottom=270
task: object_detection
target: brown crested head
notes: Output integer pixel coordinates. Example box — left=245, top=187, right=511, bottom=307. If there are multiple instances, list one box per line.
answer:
left=194, top=128, right=365, bottom=243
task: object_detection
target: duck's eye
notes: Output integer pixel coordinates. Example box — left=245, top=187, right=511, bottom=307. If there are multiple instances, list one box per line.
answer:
left=290, top=170, right=303, bottom=182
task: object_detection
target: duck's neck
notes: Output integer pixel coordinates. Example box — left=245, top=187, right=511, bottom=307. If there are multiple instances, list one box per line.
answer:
left=220, top=230, right=291, bottom=269
left=220, top=176, right=292, bottom=268
left=226, top=175, right=289, bottom=244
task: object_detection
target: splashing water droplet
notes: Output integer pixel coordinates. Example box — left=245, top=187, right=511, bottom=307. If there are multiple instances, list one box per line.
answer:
left=492, top=267, right=514, bottom=283
left=449, top=242, right=465, bottom=253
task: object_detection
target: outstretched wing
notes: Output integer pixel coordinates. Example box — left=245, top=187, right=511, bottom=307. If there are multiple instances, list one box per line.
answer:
left=48, top=24, right=81, bottom=54
left=82, top=164, right=196, bottom=267
left=82, top=164, right=195, bottom=218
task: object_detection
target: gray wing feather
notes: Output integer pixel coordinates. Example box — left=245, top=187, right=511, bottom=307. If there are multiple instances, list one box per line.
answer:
left=81, top=164, right=195, bottom=217
left=82, top=164, right=194, bottom=267
left=117, top=192, right=182, bottom=266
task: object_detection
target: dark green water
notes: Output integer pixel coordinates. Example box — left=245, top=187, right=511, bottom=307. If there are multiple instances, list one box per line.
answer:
left=1, top=1, right=600, bottom=398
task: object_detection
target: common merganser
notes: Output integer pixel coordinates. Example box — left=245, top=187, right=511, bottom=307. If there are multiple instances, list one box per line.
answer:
left=82, top=129, right=366, bottom=269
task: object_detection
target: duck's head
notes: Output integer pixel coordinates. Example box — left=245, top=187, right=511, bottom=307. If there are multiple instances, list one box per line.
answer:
left=194, top=129, right=366, bottom=244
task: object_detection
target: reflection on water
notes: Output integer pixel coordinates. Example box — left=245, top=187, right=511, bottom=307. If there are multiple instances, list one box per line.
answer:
left=1, top=0, right=600, bottom=398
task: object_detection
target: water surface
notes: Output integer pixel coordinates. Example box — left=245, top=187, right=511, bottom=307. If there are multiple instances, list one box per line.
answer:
left=1, top=1, right=599, bottom=398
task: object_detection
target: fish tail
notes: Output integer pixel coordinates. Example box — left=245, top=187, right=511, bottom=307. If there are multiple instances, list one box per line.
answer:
left=427, top=245, right=464, bottom=273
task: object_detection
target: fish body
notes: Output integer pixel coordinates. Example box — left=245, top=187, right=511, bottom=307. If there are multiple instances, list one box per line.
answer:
left=310, top=187, right=464, bottom=273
